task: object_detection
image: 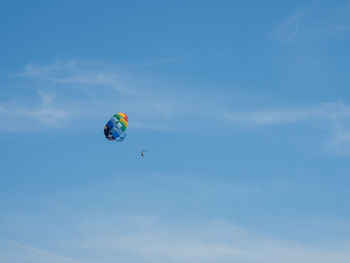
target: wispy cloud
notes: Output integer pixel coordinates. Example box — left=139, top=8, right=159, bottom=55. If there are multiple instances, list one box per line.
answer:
left=0, top=238, right=80, bottom=263
left=0, top=91, right=69, bottom=131
left=3, top=216, right=350, bottom=263
left=223, top=101, right=350, bottom=126
left=325, top=123, right=350, bottom=156
left=3, top=59, right=350, bottom=156
left=2, top=60, right=180, bottom=131
left=276, top=2, right=350, bottom=43
left=279, top=10, right=306, bottom=43
left=17, top=60, right=350, bottom=133
left=223, top=101, right=350, bottom=155
left=58, top=217, right=350, bottom=263
left=19, top=59, right=78, bottom=79
left=142, top=57, right=183, bottom=67
left=19, top=59, right=133, bottom=94
left=17, top=60, right=350, bottom=129
left=3, top=60, right=217, bottom=132
left=2, top=173, right=349, bottom=263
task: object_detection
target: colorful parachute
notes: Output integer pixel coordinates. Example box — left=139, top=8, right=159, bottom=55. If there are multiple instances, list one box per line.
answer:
left=104, top=113, right=128, bottom=142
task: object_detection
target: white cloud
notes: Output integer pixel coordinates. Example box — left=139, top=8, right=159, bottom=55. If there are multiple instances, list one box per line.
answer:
left=0, top=238, right=80, bottom=263
left=2, top=176, right=350, bottom=263
left=3, top=60, right=216, bottom=132
left=2, top=60, right=181, bottom=131
left=4, top=59, right=350, bottom=157
left=223, top=101, right=350, bottom=126
left=55, top=217, right=350, bottom=263
left=278, top=10, right=306, bottom=43
left=0, top=91, right=69, bottom=131
left=19, top=59, right=79, bottom=79
left=220, top=102, right=350, bottom=156
left=20, top=59, right=133, bottom=94
left=142, top=57, right=183, bottom=67
left=276, top=3, right=350, bottom=43
left=325, top=123, right=350, bottom=156
left=25, top=60, right=350, bottom=133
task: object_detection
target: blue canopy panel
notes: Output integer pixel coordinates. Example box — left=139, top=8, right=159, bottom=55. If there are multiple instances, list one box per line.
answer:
left=110, top=118, right=126, bottom=142
left=104, top=114, right=128, bottom=142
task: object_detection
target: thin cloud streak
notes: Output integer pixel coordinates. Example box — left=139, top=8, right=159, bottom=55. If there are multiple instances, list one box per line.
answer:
left=20, top=59, right=133, bottom=95
left=20, top=60, right=350, bottom=130
left=276, top=3, right=350, bottom=43
left=325, top=124, right=350, bottom=156
left=4, top=60, right=212, bottom=132
left=5, top=59, right=350, bottom=157
left=64, top=217, right=350, bottom=263
left=0, top=91, right=69, bottom=131
left=278, top=10, right=306, bottom=43
left=223, top=102, right=350, bottom=126
left=50, top=73, right=135, bottom=95
left=0, top=238, right=80, bottom=263
left=223, top=102, right=350, bottom=156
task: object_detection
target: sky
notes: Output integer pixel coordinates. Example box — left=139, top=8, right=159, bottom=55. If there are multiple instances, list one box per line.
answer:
left=1, top=0, right=350, bottom=262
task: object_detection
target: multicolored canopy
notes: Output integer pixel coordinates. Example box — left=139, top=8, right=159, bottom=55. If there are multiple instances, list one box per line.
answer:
left=104, top=112, right=128, bottom=142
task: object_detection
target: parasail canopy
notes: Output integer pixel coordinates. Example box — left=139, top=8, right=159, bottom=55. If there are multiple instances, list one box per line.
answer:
left=104, top=112, right=128, bottom=142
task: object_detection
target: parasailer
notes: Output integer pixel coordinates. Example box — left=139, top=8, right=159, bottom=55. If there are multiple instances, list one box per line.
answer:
left=104, top=113, right=128, bottom=142
left=104, top=113, right=148, bottom=159
left=141, top=149, right=148, bottom=158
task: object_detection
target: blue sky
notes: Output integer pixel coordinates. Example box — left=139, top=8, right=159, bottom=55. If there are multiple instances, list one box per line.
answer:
left=1, top=0, right=350, bottom=262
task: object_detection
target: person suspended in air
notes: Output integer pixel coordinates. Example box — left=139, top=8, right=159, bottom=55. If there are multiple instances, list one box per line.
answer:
left=104, top=113, right=145, bottom=158
left=141, top=149, right=148, bottom=158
